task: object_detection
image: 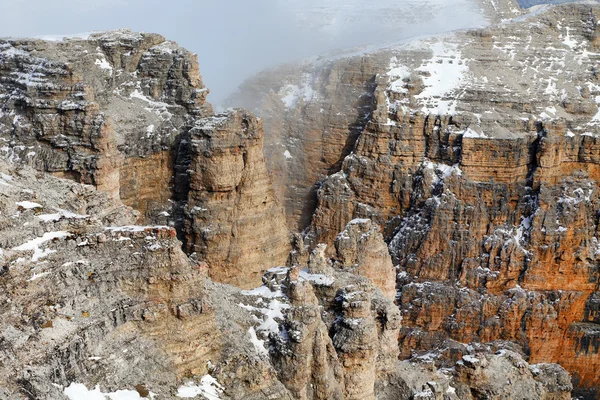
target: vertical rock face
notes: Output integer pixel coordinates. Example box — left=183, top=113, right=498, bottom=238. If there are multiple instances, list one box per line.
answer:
left=230, top=58, right=382, bottom=232
left=0, top=30, right=290, bottom=287
left=243, top=238, right=568, bottom=400
left=0, top=30, right=211, bottom=215
left=272, top=268, right=346, bottom=400
left=182, top=110, right=290, bottom=288
left=227, top=0, right=524, bottom=234
left=452, top=351, right=572, bottom=399
left=0, top=4, right=596, bottom=398
left=0, top=163, right=211, bottom=397
left=232, top=2, right=600, bottom=395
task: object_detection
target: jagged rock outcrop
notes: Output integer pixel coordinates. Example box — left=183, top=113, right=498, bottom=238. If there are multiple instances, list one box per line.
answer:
left=334, top=218, right=397, bottom=300
left=452, top=351, right=572, bottom=399
left=238, top=236, right=571, bottom=400
left=232, top=2, right=600, bottom=396
left=264, top=265, right=402, bottom=400
left=0, top=163, right=574, bottom=399
left=0, top=3, right=594, bottom=399
left=0, top=30, right=210, bottom=210
left=228, top=0, right=523, bottom=233
left=0, top=161, right=210, bottom=397
left=0, top=161, right=293, bottom=399
left=182, top=109, right=290, bottom=288
left=0, top=30, right=289, bottom=288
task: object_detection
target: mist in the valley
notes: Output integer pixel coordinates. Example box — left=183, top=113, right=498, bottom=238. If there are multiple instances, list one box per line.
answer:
left=0, top=0, right=488, bottom=105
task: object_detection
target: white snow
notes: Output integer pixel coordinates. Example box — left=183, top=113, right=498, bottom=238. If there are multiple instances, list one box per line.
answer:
left=146, top=243, right=162, bottom=251
left=37, top=32, right=94, bottom=42
left=11, top=70, right=48, bottom=87
left=28, top=271, right=50, bottom=281
left=299, top=269, right=334, bottom=286
left=424, top=160, right=462, bottom=183
left=94, top=58, right=113, bottom=75
left=13, top=231, right=71, bottom=262
left=149, top=41, right=177, bottom=54
left=462, top=127, right=487, bottom=139
left=248, top=326, right=268, bottom=356
left=105, top=225, right=169, bottom=233
left=240, top=297, right=290, bottom=334
left=279, top=74, right=316, bottom=109
left=38, top=209, right=89, bottom=222
left=1, top=46, right=30, bottom=58
left=462, top=354, right=480, bottom=363
left=241, top=285, right=283, bottom=298
left=16, top=200, right=43, bottom=210
left=415, top=40, right=469, bottom=115
left=177, top=375, right=224, bottom=399
left=414, top=388, right=435, bottom=398
left=63, top=383, right=145, bottom=400
left=129, top=84, right=171, bottom=117
left=562, top=27, right=578, bottom=50
left=283, top=150, right=292, bottom=159
left=349, top=218, right=371, bottom=225
left=146, top=124, right=155, bottom=137
left=387, top=56, right=411, bottom=93
left=37, top=214, right=63, bottom=222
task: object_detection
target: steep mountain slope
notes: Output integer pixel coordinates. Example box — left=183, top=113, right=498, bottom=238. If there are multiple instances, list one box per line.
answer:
left=231, top=2, right=600, bottom=397
left=0, top=160, right=293, bottom=399
left=0, top=1, right=597, bottom=399
left=0, top=31, right=289, bottom=288
left=0, top=161, right=571, bottom=399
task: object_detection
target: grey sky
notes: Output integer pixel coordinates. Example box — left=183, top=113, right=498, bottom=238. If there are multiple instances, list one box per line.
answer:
left=0, top=0, right=487, bottom=105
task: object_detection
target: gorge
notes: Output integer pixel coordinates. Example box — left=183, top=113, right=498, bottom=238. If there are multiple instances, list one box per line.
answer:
left=1, top=0, right=599, bottom=399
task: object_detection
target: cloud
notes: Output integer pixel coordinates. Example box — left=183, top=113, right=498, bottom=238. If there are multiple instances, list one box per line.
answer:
left=0, top=0, right=487, bottom=105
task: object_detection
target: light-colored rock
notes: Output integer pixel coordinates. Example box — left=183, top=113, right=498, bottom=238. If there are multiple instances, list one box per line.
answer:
left=182, top=109, right=290, bottom=288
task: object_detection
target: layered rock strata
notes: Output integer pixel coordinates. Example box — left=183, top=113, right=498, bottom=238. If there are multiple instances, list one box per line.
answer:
left=228, top=0, right=523, bottom=233
left=233, top=2, right=600, bottom=396
left=0, top=3, right=596, bottom=398
left=182, top=109, right=290, bottom=288
left=0, top=161, right=574, bottom=398
left=237, top=233, right=572, bottom=400
left=0, top=30, right=289, bottom=287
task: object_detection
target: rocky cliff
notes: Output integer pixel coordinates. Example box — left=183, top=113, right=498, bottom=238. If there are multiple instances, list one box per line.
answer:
left=231, top=1, right=600, bottom=397
left=0, top=160, right=295, bottom=399
left=181, top=109, right=290, bottom=288
left=0, top=30, right=289, bottom=288
left=0, top=159, right=569, bottom=399
left=1, top=1, right=598, bottom=398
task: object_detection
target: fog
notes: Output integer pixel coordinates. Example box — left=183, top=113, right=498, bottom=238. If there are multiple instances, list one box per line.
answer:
left=0, top=0, right=488, bottom=105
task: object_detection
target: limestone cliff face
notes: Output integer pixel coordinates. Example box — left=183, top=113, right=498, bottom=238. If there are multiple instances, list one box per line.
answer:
left=230, top=56, right=383, bottom=232
left=264, top=263, right=402, bottom=400
left=182, top=110, right=290, bottom=288
left=233, top=2, right=600, bottom=396
left=0, top=161, right=293, bottom=399
left=0, top=30, right=289, bottom=288
left=0, top=4, right=595, bottom=399
left=241, top=239, right=570, bottom=400
left=228, top=0, right=523, bottom=234
left=0, top=30, right=211, bottom=212
left=334, top=218, right=397, bottom=301
left=0, top=163, right=209, bottom=398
